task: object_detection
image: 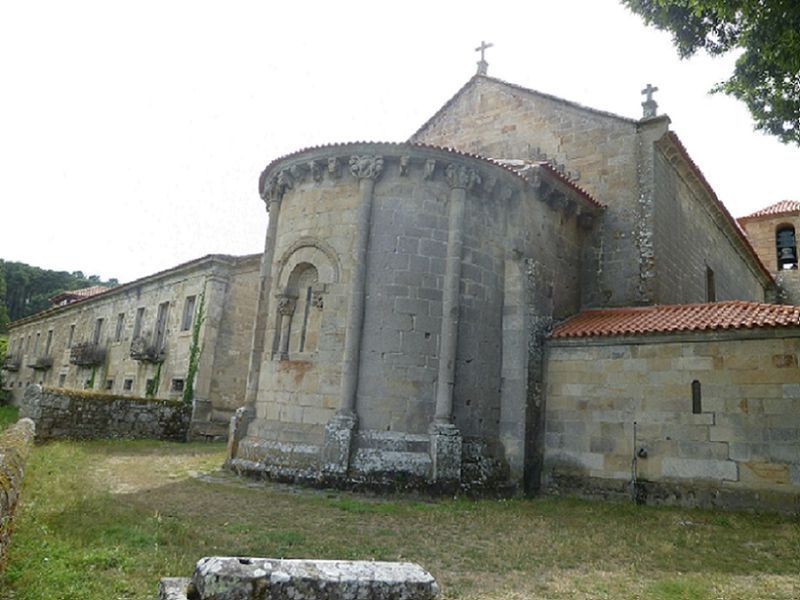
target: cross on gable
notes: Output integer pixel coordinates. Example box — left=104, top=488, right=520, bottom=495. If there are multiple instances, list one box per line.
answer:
left=475, top=40, right=493, bottom=76
left=641, top=83, right=659, bottom=103
left=641, top=83, right=659, bottom=118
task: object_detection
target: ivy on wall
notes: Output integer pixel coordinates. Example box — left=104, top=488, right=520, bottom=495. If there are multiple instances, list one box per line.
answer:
left=182, top=288, right=206, bottom=404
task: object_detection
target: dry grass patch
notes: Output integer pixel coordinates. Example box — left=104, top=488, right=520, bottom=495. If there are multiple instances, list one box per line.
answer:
left=0, top=438, right=798, bottom=599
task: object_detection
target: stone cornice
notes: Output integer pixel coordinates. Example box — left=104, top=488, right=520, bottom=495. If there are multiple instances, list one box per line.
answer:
left=258, top=142, right=604, bottom=219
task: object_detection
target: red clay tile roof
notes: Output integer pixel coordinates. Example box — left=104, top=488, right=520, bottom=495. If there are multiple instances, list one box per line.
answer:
left=739, top=200, right=800, bottom=221
left=49, top=285, right=111, bottom=304
left=550, top=301, right=800, bottom=339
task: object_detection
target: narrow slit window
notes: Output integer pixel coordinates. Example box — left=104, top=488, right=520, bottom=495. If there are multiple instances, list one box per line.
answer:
left=691, top=380, right=702, bottom=414
left=705, top=266, right=716, bottom=302
left=115, top=313, right=125, bottom=342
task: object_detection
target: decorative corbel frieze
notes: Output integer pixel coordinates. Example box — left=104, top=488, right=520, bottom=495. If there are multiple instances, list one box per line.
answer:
left=261, top=169, right=294, bottom=204
left=290, top=163, right=309, bottom=184
left=445, top=163, right=481, bottom=191
left=349, top=155, right=384, bottom=181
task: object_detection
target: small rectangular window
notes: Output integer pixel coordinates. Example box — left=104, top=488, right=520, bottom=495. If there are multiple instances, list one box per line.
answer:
left=133, top=307, right=145, bottom=339
left=171, top=378, right=185, bottom=393
left=58, top=374, right=66, bottom=387
left=115, top=313, right=125, bottom=342
left=105, top=379, right=114, bottom=390
left=123, top=378, right=134, bottom=391
left=181, top=295, right=196, bottom=331
left=33, top=332, right=40, bottom=355
left=67, top=324, right=75, bottom=348
left=93, top=318, right=104, bottom=345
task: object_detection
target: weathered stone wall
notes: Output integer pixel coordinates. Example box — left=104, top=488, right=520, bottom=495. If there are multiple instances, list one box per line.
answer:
left=544, top=330, right=800, bottom=511
left=740, top=211, right=800, bottom=305
left=3, top=254, right=258, bottom=436
left=0, top=418, right=34, bottom=571
left=20, top=385, right=190, bottom=442
left=411, top=75, right=644, bottom=308
left=235, top=142, right=599, bottom=489
left=652, top=145, right=767, bottom=304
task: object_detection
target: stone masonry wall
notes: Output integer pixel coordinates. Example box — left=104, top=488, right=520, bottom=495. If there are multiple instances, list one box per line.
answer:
left=20, top=385, right=190, bottom=442
left=652, top=149, right=767, bottom=304
left=544, top=331, right=800, bottom=512
left=411, top=76, right=643, bottom=307
left=740, top=212, right=800, bottom=305
left=3, top=255, right=258, bottom=436
left=0, top=418, right=34, bottom=571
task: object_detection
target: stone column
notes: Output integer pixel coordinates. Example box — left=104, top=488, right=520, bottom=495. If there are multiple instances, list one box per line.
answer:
left=234, top=173, right=289, bottom=459
left=190, top=270, right=229, bottom=425
left=429, top=163, right=479, bottom=482
left=275, top=293, right=297, bottom=360
left=321, top=155, right=383, bottom=475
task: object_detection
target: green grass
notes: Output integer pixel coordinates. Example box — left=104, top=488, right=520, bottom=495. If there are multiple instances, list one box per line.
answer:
left=0, top=404, right=18, bottom=430
left=1, top=439, right=798, bottom=599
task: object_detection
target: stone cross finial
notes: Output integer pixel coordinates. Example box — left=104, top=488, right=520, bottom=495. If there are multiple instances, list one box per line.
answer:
left=475, top=41, right=493, bottom=75
left=641, top=83, right=659, bottom=118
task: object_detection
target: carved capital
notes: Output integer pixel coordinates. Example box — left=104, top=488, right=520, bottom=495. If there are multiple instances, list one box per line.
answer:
left=261, top=169, right=294, bottom=203
left=276, top=294, right=297, bottom=317
left=445, top=163, right=481, bottom=191
left=349, top=155, right=384, bottom=181
left=311, top=291, right=324, bottom=309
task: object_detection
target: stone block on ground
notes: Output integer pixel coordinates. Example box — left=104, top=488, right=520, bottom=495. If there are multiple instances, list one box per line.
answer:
left=158, top=557, right=439, bottom=600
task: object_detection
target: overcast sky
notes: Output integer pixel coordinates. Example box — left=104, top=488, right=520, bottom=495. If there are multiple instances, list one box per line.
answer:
left=3, top=0, right=799, bottom=283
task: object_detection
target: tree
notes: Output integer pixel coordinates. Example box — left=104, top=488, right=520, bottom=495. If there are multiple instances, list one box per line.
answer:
left=623, top=0, right=800, bottom=145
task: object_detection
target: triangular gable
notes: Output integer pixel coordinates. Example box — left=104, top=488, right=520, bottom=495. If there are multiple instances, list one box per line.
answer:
left=410, top=74, right=636, bottom=142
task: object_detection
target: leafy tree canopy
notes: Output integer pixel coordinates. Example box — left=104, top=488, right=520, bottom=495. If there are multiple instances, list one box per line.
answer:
left=623, top=0, right=800, bottom=144
left=0, top=260, right=118, bottom=330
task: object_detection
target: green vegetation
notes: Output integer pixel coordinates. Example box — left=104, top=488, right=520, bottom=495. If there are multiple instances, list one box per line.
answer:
left=623, top=0, right=800, bottom=145
left=1, top=439, right=798, bottom=599
left=0, top=259, right=119, bottom=330
left=0, top=335, right=8, bottom=404
left=0, top=405, right=18, bottom=430
left=182, top=289, right=206, bottom=404
left=146, top=363, right=162, bottom=399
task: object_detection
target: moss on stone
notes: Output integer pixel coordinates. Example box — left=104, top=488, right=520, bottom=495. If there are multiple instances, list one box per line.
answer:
left=42, top=386, right=183, bottom=406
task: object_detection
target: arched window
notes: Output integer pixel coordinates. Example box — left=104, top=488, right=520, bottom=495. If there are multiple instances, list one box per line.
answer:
left=776, top=225, right=797, bottom=270
left=274, top=263, right=322, bottom=359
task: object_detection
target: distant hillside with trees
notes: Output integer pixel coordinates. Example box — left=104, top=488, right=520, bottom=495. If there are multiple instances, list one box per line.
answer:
left=0, top=260, right=119, bottom=332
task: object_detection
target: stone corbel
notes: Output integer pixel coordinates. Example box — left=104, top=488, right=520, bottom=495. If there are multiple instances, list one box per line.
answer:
left=309, top=160, right=323, bottom=183
left=290, top=163, right=309, bottom=184
left=327, top=157, right=342, bottom=179
left=399, top=155, right=410, bottom=176
left=423, top=159, right=436, bottom=180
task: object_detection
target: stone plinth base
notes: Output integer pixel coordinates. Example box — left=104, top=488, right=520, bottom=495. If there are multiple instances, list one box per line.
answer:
left=429, top=422, right=462, bottom=482
left=321, top=413, right=357, bottom=475
left=159, top=557, right=439, bottom=600
left=226, top=406, right=255, bottom=460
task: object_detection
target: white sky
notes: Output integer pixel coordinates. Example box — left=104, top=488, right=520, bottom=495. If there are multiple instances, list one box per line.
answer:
left=2, top=0, right=799, bottom=283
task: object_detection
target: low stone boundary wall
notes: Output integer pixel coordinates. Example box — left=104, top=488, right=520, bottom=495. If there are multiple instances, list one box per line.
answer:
left=20, top=385, right=190, bottom=442
left=0, top=418, right=35, bottom=571
left=159, top=557, right=439, bottom=600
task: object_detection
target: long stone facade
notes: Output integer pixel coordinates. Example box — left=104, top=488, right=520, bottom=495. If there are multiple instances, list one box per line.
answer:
left=3, top=254, right=259, bottom=437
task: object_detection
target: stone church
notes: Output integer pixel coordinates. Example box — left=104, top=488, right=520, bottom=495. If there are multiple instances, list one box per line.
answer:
left=6, top=68, right=800, bottom=510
